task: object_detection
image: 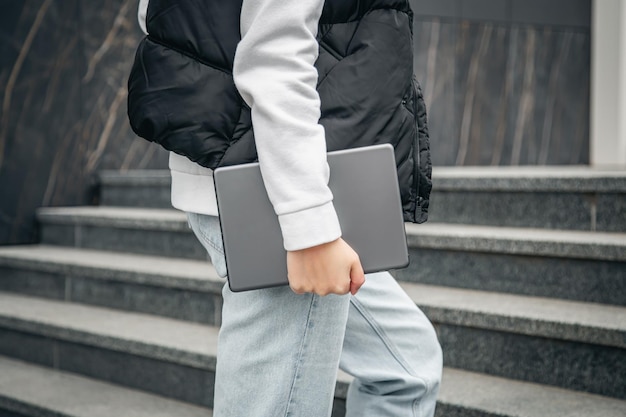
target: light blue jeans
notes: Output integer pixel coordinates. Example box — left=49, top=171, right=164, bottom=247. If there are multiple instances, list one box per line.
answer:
left=187, top=212, right=442, bottom=417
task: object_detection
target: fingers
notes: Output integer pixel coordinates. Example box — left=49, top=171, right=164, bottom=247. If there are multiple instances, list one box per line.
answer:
left=289, top=283, right=307, bottom=295
left=290, top=271, right=363, bottom=296
left=349, top=259, right=365, bottom=295
left=286, top=238, right=365, bottom=297
left=290, top=278, right=350, bottom=296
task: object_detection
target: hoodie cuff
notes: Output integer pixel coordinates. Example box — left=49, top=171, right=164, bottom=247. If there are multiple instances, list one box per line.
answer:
left=278, top=201, right=342, bottom=251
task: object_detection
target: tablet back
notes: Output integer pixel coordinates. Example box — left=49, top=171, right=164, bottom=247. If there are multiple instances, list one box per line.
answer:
left=213, top=143, right=409, bottom=292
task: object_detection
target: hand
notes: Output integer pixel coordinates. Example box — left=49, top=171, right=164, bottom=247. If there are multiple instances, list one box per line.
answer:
left=286, top=238, right=365, bottom=296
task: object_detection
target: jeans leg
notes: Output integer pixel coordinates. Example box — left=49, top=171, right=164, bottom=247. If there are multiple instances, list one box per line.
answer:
left=214, top=285, right=350, bottom=417
left=187, top=213, right=351, bottom=417
left=339, top=271, right=443, bottom=417
left=186, top=212, right=228, bottom=278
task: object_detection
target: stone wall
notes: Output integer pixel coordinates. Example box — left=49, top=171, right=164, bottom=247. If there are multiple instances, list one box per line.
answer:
left=0, top=0, right=167, bottom=244
left=412, top=0, right=591, bottom=165
left=0, top=0, right=591, bottom=244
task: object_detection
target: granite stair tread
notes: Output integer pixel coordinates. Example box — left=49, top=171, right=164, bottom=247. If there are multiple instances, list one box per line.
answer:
left=0, top=275, right=624, bottom=354
left=97, top=169, right=626, bottom=233
left=36, top=206, right=626, bottom=261
left=99, top=170, right=171, bottom=186
left=0, top=244, right=221, bottom=292
left=404, top=283, right=626, bottom=349
left=37, top=206, right=188, bottom=230
left=0, top=248, right=624, bottom=347
left=0, top=356, right=212, bottom=417
left=0, top=291, right=219, bottom=369
left=99, top=167, right=626, bottom=192
left=436, top=367, right=626, bottom=417
left=432, top=165, right=626, bottom=192
left=0, top=293, right=624, bottom=417
left=405, top=222, right=626, bottom=261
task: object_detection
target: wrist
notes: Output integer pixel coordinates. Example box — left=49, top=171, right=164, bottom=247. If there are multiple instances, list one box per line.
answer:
left=278, top=201, right=342, bottom=251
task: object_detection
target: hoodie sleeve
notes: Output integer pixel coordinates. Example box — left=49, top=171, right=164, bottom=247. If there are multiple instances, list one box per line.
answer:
left=137, top=0, right=149, bottom=35
left=233, top=0, right=342, bottom=251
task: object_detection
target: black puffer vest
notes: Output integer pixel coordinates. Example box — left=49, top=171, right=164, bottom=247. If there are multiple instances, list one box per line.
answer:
left=128, top=0, right=432, bottom=223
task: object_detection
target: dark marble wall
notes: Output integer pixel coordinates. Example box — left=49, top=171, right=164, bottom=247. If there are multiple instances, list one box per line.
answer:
left=410, top=0, right=591, bottom=166
left=0, top=0, right=167, bottom=244
left=0, top=0, right=591, bottom=244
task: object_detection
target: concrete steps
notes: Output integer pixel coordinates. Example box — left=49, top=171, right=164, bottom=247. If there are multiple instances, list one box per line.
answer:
left=3, top=357, right=625, bottom=417
left=0, top=292, right=624, bottom=417
left=1, top=167, right=624, bottom=416
left=99, top=167, right=626, bottom=232
left=2, top=243, right=624, bottom=338
left=435, top=368, right=626, bottom=417
left=99, top=170, right=172, bottom=209
left=37, top=206, right=626, bottom=305
left=0, top=248, right=624, bottom=398
left=0, top=245, right=223, bottom=325
left=0, top=356, right=211, bottom=417
left=0, top=292, right=219, bottom=409
left=37, top=207, right=206, bottom=260
left=429, top=166, right=626, bottom=232
left=400, top=222, right=626, bottom=305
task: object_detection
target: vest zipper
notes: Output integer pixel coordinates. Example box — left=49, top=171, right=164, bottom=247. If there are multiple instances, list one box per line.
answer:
left=411, top=78, right=421, bottom=221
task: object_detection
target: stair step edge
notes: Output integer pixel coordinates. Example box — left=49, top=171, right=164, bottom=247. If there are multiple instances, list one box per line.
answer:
left=0, top=245, right=221, bottom=292
left=0, top=356, right=211, bottom=417
left=35, top=207, right=626, bottom=261
left=0, top=290, right=624, bottom=361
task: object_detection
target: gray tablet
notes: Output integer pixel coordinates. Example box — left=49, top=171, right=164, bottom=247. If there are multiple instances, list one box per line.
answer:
left=213, top=143, right=409, bottom=292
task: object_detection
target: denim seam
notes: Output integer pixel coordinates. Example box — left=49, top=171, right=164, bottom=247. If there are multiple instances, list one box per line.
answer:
left=350, top=297, right=431, bottom=416
left=189, top=213, right=225, bottom=255
left=284, top=294, right=317, bottom=417
left=196, top=226, right=224, bottom=255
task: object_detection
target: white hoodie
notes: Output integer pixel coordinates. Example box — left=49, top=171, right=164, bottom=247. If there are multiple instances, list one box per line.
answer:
left=137, top=0, right=341, bottom=251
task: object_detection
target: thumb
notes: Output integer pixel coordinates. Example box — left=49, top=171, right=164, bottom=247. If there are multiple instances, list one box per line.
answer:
left=349, top=259, right=365, bottom=295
